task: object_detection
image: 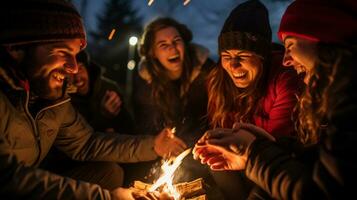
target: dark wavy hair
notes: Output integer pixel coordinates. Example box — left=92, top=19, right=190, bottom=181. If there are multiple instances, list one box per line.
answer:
left=138, top=17, right=200, bottom=125
left=207, top=55, right=270, bottom=128
left=296, top=43, right=355, bottom=144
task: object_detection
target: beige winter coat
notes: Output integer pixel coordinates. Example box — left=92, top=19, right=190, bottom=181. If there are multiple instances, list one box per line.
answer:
left=0, top=66, right=158, bottom=199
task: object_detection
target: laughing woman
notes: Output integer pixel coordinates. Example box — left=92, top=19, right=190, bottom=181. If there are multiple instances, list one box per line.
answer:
left=133, top=17, right=214, bottom=147
left=127, top=17, right=214, bottom=184
left=206, top=0, right=303, bottom=199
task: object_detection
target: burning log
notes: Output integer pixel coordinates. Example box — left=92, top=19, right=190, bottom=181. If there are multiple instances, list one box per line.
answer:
left=133, top=180, right=152, bottom=191
left=133, top=148, right=208, bottom=199
left=175, top=178, right=205, bottom=198
left=186, top=194, right=207, bottom=200
left=133, top=178, right=206, bottom=200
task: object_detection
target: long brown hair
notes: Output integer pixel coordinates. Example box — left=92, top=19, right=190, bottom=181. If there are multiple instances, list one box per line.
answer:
left=207, top=56, right=270, bottom=128
left=139, top=17, right=200, bottom=125
left=297, top=43, right=355, bottom=144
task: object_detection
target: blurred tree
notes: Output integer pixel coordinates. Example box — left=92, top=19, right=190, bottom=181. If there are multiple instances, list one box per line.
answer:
left=88, top=0, right=142, bottom=89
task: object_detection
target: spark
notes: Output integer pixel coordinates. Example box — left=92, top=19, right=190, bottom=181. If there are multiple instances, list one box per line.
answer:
left=148, top=0, right=154, bottom=6
left=108, top=29, right=116, bottom=40
left=183, top=0, right=190, bottom=6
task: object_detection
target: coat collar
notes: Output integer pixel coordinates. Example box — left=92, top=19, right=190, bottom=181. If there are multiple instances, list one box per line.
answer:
left=0, top=64, right=27, bottom=91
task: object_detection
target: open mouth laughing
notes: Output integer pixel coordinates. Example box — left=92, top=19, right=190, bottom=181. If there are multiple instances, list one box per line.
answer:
left=51, top=71, right=66, bottom=87
left=167, top=54, right=180, bottom=63
left=233, top=71, right=247, bottom=79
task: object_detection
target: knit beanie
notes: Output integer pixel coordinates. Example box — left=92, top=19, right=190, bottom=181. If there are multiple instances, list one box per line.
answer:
left=76, top=50, right=90, bottom=67
left=0, top=0, right=86, bottom=48
left=278, top=0, right=357, bottom=45
left=218, top=0, right=272, bottom=58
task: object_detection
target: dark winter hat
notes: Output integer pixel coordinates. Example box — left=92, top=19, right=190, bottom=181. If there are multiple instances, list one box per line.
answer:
left=278, top=0, right=357, bottom=45
left=76, top=50, right=90, bottom=67
left=218, top=0, right=272, bottom=58
left=0, top=0, right=86, bottom=48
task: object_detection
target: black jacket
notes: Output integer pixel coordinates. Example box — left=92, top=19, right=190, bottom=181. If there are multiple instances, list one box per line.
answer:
left=244, top=48, right=357, bottom=200
left=71, top=63, right=135, bottom=134
left=132, top=44, right=214, bottom=146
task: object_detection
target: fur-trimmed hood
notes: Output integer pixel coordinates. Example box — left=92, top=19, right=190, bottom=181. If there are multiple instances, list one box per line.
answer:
left=0, top=64, right=27, bottom=91
left=138, top=43, right=210, bottom=84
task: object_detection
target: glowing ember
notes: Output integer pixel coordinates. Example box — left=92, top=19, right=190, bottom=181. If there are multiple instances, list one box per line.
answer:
left=108, top=29, right=116, bottom=40
left=183, top=0, right=191, bottom=6
left=149, top=148, right=192, bottom=200
left=148, top=0, right=154, bottom=6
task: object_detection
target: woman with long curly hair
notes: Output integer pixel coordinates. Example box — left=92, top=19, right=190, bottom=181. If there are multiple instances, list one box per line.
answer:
left=205, top=1, right=302, bottom=199
left=207, top=0, right=302, bottom=138
left=194, top=0, right=357, bottom=199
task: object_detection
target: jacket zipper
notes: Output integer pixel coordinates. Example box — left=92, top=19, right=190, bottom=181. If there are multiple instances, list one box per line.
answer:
left=23, top=91, right=71, bottom=166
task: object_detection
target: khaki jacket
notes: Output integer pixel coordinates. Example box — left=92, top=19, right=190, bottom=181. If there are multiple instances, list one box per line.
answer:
left=0, top=66, right=158, bottom=199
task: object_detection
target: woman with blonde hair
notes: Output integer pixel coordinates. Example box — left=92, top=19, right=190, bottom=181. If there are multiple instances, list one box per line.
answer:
left=194, top=0, right=357, bottom=199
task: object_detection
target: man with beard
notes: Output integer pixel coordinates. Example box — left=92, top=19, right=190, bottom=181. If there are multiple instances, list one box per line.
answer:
left=0, top=0, right=186, bottom=199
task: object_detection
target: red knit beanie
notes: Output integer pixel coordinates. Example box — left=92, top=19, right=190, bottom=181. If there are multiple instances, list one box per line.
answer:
left=278, top=0, right=357, bottom=44
left=0, top=0, right=86, bottom=48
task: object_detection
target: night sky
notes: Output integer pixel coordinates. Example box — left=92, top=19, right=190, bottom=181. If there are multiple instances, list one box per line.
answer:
left=73, top=0, right=293, bottom=59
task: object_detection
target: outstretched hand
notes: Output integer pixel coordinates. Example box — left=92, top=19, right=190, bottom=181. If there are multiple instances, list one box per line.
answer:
left=193, top=127, right=258, bottom=171
left=154, top=128, right=187, bottom=158
left=110, top=187, right=137, bottom=200
left=111, top=187, right=174, bottom=200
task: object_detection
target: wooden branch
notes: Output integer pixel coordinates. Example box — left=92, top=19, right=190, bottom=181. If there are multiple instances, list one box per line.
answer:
left=133, top=180, right=152, bottom=191
left=186, top=194, right=207, bottom=200
left=175, top=178, right=205, bottom=198
left=133, top=178, right=206, bottom=199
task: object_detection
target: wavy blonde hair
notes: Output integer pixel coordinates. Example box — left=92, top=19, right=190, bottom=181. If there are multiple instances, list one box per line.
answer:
left=296, top=43, right=354, bottom=144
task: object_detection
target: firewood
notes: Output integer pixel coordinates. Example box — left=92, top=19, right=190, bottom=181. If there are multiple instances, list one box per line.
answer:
left=133, top=178, right=206, bottom=199
left=185, top=194, right=207, bottom=200
left=175, top=178, right=205, bottom=198
left=133, top=180, right=153, bottom=191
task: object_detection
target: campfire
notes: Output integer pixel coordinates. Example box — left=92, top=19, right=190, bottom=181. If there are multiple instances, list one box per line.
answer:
left=133, top=148, right=207, bottom=200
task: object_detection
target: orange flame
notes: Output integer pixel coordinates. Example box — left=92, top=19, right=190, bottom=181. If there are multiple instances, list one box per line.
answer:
left=149, top=148, right=192, bottom=200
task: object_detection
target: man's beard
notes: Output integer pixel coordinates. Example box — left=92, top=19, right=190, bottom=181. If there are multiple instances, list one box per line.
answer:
left=29, top=76, right=66, bottom=100
left=20, top=53, right=66, bottom=101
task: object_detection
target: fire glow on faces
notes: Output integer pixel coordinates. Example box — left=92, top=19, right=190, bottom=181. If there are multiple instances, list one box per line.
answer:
left=74, top=63, right=90, bottom=95
left=24, top=39, right=82, bottom=100
left=153, top=27, right=185, bottom=80
left=221, top=49, right=263, bottom=88
left=282, top=34, right=318, bottom=84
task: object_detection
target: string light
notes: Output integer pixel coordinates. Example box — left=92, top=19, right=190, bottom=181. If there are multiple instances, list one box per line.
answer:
left=183, top=0, right=190, bottom=6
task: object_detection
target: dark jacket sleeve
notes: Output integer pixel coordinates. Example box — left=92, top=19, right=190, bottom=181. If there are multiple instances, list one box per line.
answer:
left=90, top=76, right=135, bottom=134
left=245, top=138, right=325, bottom=200
left=54, top=103, right=158, bottom=163
left=0, top=134, right=112, bottom=199
left=245, top=78, right=357, bottom=200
